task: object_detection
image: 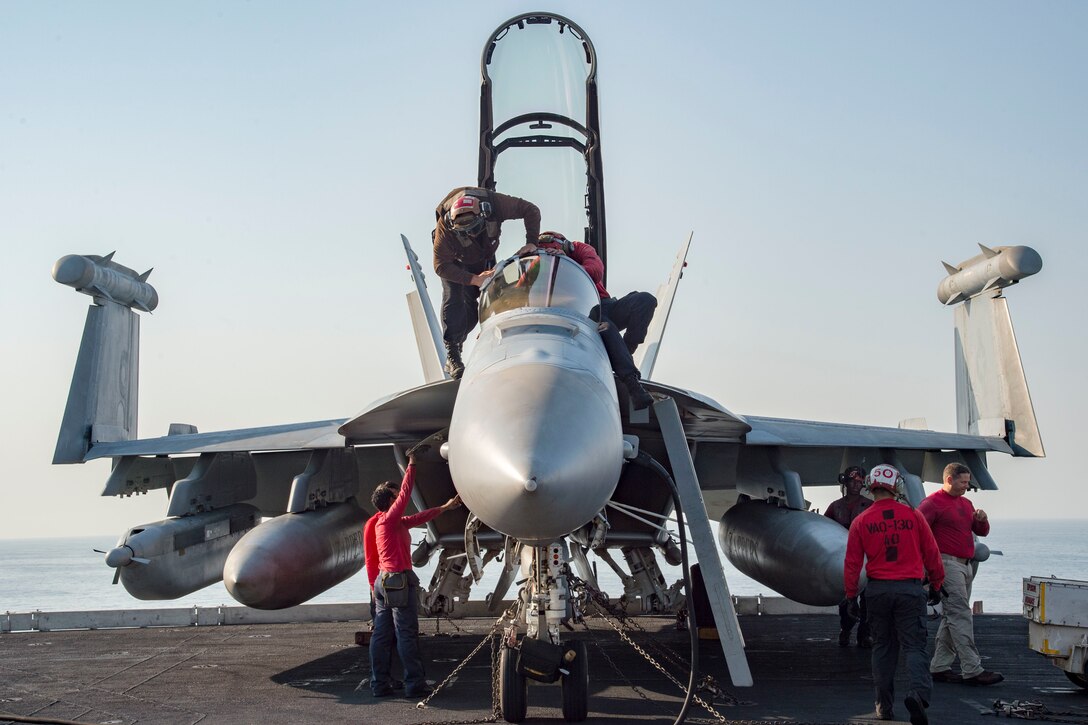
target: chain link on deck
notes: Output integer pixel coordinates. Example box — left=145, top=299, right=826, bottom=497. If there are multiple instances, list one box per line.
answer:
left=412, top=601, right=518, bottom=725
left=990, top=699, right=1088, bottom=723
left=415, top=575, right=886, bottom=725
left=579, top=590, right=729, bottom=723
left=570, top=575, right=850, bottom=725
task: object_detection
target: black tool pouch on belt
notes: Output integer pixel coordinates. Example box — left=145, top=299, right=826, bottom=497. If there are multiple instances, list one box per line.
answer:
left=382, top=572, right=413, bottom=608
left=516, top=638, right=564, bottom=683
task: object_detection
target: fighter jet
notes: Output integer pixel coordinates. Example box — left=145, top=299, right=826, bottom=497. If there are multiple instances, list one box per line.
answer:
left=51, top=12, right=1043, bottom=720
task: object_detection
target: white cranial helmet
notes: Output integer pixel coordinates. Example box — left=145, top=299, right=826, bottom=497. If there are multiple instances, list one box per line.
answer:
left=866, top=464, right=905, bottom=498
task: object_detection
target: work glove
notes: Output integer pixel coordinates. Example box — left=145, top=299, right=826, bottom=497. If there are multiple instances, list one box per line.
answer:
left=926, top=585, right=946, bottom=607
left=406, top=442, right=431, bottom=461
left=845, top=597, right=861, bottom=621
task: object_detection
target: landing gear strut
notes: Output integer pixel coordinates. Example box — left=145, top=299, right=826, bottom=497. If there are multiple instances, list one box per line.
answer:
left=499, top=540, right=590, bottom=723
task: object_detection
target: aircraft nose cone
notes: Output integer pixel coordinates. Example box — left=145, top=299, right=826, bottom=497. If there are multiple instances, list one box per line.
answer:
left=449, top=362, right=623, bottom=543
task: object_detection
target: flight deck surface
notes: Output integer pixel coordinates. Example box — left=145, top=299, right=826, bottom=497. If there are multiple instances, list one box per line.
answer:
left=2, top=614, right=1084, bottom=724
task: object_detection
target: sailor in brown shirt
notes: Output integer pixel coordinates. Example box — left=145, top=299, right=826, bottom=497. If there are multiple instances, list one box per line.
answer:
left=432, top=187, right=540, bottom=378
left=826, top=465, right=874, bottom=648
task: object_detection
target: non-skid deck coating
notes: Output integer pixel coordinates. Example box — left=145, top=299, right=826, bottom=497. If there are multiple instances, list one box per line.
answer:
left=1, top=614, right=1085, bottom=724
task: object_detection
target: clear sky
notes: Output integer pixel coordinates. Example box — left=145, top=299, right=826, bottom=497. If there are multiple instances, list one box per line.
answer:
left=1, top=2, right=1084, bottom=540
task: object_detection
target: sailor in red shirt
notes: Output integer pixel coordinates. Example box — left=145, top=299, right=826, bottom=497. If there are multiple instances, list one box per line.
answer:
left=368, top=445, right=461, bottom=699
left=518, top=231, right=657, bottom=409
left=844, top=464, right=944, bottom=725
left=363, top=515, right=380, bottom=616
left=917, top=462, right=1003, bottom=686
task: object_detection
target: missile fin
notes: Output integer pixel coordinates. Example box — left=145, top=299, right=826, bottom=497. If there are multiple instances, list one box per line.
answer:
left=983, top=277, right=1002, bottom=291
left=137, top=268, right=154, bottom=283
left=978, top=243, right=998, bottom=258
left=942, top=260, right=960, bottom=276
left=103, top=251, right=116, bottom=263
left=89, top=285, right=119, bottom=305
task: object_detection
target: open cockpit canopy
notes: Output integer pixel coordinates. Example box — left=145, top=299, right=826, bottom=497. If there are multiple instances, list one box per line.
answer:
left=479, top=13, right=608, bottom=280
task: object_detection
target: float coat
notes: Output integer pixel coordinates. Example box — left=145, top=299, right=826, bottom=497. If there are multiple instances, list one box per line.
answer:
left=719, top=500, right=862, bottom=606
left=223, top=498, right=366, bottom=610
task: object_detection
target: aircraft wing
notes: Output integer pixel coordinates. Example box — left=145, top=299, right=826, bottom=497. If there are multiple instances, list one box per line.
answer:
left=640, top=380, right=751, bottom=441
left=637, top=380, right=1013, bottom=505
left=613, top=380, right=1009, bottom=453
left=338, top=378, right=459, bottom=443
left=83, top=378, right=461, bottom=462
left=743, top=415, right=1012, bottom=453
left=84, top=419, right=348, bottom=461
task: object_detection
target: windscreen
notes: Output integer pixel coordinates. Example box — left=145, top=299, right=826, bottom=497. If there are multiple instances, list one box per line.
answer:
left=485, top=17, right=593, bottom=243
left=479, top=254, right=601, bottom=324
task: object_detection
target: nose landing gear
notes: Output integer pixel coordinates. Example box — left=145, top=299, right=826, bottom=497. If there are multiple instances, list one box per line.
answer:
left=498, top=541, right=590, bottom=723
left=560, top=640, right=589, bottom=722
left=499, top=644, right=528, bottom=723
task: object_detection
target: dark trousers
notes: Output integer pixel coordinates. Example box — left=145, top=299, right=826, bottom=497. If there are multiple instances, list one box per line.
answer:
left=839, top=594, right=870, bottom=639
left=593, top=291, right=657, bottom=379
left=602, top=292, right=657, bottom=352
left=440, top=259, right=491, bottom=346
left=369, top=572, right=425, bottom=695
left=865, top=579, right=932, bottom=713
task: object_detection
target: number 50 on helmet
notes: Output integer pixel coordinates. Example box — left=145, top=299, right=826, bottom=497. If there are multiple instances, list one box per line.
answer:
left=865, top=464, right=906, bottom=498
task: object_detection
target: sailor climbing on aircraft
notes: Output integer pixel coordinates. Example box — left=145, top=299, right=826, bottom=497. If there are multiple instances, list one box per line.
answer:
left=432, top=187, right=541, bottom=379
left=518, top=230, right=656, bottom=409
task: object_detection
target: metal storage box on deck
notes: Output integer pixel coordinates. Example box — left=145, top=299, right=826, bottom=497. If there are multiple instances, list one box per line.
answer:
left=1023, top=576, right=1088, bottom=627
left=1023, top=576, right=1088, bottom=686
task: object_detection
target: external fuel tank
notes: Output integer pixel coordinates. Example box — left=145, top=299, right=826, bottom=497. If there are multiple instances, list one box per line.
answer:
left=719, top=499, right=853, bottom=606
left=223, top=498, right=366, bottom=610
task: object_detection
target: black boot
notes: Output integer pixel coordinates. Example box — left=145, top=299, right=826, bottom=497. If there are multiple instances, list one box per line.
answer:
left=621, top=374, right=653, bottom=410
left=444, top=342, right=465, bottom=379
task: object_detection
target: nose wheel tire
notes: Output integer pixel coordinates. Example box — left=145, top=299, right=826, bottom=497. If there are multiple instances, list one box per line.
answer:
left=1065, top=670, right=1088, bottom=689
left=561, top=640, right=589, bottom=722
left=500, top=646, right=527, bottom=723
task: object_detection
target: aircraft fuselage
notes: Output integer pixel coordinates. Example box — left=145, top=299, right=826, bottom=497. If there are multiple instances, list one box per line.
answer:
left=448, top=255, right=624, bottom=544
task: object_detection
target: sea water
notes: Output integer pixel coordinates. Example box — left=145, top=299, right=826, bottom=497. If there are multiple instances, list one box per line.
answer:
left=1, top=519, right=1083, bottom=615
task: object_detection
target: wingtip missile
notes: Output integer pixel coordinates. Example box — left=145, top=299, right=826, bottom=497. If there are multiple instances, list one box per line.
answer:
left=937, top=244, right=1042, bottom=305
left=53, top=253, right=159, bottom=312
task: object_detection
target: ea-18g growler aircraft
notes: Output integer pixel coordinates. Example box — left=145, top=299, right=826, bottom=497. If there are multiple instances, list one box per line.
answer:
left=52, top=12, right=1043, bottom=721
